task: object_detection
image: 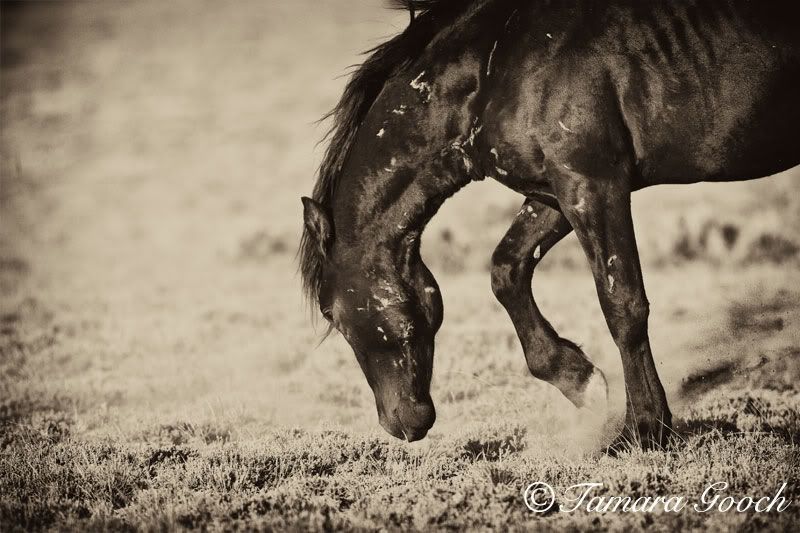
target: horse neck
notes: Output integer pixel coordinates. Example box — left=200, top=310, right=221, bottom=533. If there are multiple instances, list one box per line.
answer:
left=331, top=161, right=469, bottom=267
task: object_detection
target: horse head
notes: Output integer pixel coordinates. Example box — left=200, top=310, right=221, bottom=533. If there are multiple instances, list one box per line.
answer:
left=302, top=197, right=442, bottom=441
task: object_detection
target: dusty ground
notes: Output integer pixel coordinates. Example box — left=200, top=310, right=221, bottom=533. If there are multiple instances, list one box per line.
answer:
left=1, top=1, right=799, bottom=531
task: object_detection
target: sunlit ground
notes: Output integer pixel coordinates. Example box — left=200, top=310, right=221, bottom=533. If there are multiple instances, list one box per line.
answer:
left=1, top=2, right=798, bottom=530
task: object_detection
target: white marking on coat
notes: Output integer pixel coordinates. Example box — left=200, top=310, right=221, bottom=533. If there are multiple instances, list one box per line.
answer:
left=383, top=335, right=388, bottom=341
left=374, top=295, right=392, bottom=309
left=451, top=141, right=473, bottom=172
left=504, top=9, right=518, bottom=30
left=391, top=105, right=407, bottom=115
left=377, top=326, right=384, bottom=333
left=574, top=197, right=586, bottom=212
left=380, top=280, right=396, bottom=294
left=400, top=322, right=414, bottom=339
left=607, top=275, right=615, bottom=293
left=533, top=245, right=541, bottom=259
left=397, top=210, right=408, bottom=230
left=546, top=33, right=553, bottom=39
left=377, top=128, right=385, bottom=138
left=607, top=255, right=617, bottom=266
left=562, top=163, right=572, bottom=171
left=495, top=166, right=508, bottom=176
left=490, top=147, right=499, bottom=159
left=390, top=157, right=397, bottom=166
left=346, top=288, right=355, bottom=293
left=466, top=124, right=482, bottom=146
left=410, top=71, right=431, bottom=102
left=487, top=40, right=498, bottom=76
left=558, top=120, right=574, bottom=133
left=424, top=286, right=437, bottom=294
left=526, top=205, right=533, bottom=213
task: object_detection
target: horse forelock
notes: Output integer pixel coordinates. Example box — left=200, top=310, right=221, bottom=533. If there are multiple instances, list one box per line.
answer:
left=299, top=0, right=473, bottom=309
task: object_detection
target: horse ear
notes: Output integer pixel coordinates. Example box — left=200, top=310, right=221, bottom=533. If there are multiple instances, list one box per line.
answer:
left=301, top=197, right=333, bottom=256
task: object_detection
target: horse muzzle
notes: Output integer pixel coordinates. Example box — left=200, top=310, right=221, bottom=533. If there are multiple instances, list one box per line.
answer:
left=378, top=396, right=436, bottom=442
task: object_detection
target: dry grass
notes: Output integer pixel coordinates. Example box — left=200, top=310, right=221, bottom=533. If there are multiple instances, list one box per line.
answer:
left=2, top=399, right=799, bottom=531
left=1, top=1, right=799, bottom=531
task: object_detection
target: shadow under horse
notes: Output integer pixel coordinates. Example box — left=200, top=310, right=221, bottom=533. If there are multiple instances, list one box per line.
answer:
left=299, top=0, right=799, bottom=448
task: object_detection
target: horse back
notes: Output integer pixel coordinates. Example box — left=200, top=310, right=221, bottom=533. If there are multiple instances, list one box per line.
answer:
left=479, top=0, right=800, bottom=187
left=604, top=0, right=800, bottom=183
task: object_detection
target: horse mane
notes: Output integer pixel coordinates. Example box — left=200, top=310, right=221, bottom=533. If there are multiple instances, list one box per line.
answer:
left=299, top=0, right=470, bottom=307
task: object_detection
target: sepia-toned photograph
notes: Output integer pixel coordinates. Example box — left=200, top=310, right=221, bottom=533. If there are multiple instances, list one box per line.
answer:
left=1, top=0, right=798, bottom=530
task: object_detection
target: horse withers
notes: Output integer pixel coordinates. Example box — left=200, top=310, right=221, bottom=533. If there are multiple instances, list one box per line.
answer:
left=300, top=0, right=799, bottom=448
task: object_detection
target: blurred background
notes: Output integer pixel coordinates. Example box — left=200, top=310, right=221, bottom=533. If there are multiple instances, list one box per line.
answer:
left=2, top=1, right=799, bottom=445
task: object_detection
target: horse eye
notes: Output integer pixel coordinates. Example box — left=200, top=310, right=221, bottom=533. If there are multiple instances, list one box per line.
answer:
left=321, top=308, right=333, bottom=322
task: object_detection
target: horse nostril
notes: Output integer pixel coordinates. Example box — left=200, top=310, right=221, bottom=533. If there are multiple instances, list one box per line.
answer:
left=397, top=399, right=435, bottom=435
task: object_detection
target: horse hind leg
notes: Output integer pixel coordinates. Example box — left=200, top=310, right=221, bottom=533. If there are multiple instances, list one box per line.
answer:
left=551, top=170, right=672, bottom=450
left=491, top=198, right=608, bottom=412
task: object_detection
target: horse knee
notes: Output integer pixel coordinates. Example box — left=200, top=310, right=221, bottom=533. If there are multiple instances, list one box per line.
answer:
left=490, top=249, right=529, bottom=304
left=610, top=297, right=650, bottom=348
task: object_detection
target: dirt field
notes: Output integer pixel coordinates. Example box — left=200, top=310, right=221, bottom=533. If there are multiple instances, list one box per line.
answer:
left=1, top=1, right=799, bottom=530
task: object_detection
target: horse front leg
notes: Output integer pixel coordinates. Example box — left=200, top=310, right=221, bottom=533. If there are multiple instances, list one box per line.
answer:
left=552, top=172, right=672, bottom=450
left=491, top=198, right=608, bottom=412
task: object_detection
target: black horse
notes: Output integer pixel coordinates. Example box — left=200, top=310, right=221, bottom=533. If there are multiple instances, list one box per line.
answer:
left=300, top=0, right=799, bottom=448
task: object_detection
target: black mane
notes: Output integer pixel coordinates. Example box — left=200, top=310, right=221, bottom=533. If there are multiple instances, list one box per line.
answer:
left=299, top=0, right=470, bottom=307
